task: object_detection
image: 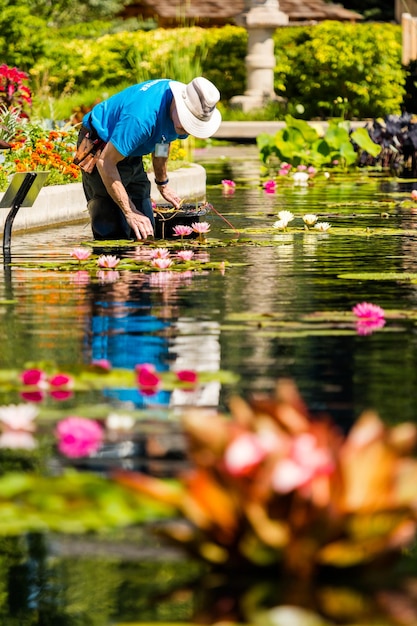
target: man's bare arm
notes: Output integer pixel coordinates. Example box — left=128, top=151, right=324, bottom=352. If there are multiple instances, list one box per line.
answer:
left=97, top=142, right=154, bottom=239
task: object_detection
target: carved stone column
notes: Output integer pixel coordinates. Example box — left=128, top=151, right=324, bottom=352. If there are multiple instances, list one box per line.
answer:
left=231, top=0, right=288, bottom=112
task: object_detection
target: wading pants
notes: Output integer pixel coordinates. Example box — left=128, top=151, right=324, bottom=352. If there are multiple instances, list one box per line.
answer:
left=77, top=126, right=155, bottom=240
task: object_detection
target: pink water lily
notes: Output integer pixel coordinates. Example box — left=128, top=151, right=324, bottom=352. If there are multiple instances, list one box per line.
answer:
left=278, top=162, right=292, bottom=176
left=70, top=247, right=92, bottom=261
left=151, top=248, right=170, bottom=259
left=192, top=221, right=211, bottom=242
left=352, top=301, right=385, bottom=321
left=221, top=179, right=236, bottom=195
left=21, top=368, right=48, bottom=387
left=195, top=251, right=210, bottom=262
left=263, top=179, right=277, bottom=194
left=411, top=189, right=417, bottom=201
left=151, top=257, right=173, bottom=269
left=172, top=225, right=193, bottom=238
left=70, top=270, right=90, bottom=286
left=192, top=221, right=210, bottom=234
left=50, top=390, right=73, bottom=401
left=97, top=254, right=120, bottom=269
left=176, top=369, right=198, bottom=384
left=91, top=359, right=112, bottom=371
left=20, top=391, right=45, bottom=403
left=48, top=373, right=74, bottom=401
left=356, top=317, right=386, bottom=336
left=177, top=250, right=194, bottom=261
left=97, top=270, right=120, bottom=283
left=56, top=416, right=104, bottom=458
left=135, top=363, right=161, bottom=392
left=20, top=368, right=74, bottom=402
left=49, top=373, right=73, bottom=388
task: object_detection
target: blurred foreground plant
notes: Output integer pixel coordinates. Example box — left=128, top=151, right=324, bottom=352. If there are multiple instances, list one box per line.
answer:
left=115, top=379, right=417, bottom=578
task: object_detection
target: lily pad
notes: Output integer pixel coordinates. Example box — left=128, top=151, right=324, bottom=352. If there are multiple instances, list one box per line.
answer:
left=339, top=272, right=417, bottom=282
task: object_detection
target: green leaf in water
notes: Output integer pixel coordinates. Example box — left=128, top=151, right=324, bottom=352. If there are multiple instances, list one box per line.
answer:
left=339, top=272, right=417, bottom=282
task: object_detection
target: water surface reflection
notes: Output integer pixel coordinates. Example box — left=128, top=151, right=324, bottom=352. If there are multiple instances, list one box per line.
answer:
left=1, top=176, right=417, bottom=424
left=1, top=167, right=417, bottom=624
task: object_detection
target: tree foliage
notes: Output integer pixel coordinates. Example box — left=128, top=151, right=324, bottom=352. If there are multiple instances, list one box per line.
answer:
left=15, top=0, right=128, bottom=26
left=0, top=4, right=48, bottom=69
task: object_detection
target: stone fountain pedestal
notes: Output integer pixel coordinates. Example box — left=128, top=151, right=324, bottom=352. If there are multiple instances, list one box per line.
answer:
left=231, top=0, right=288, bottom=112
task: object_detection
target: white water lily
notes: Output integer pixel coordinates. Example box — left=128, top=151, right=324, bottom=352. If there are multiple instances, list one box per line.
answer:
left=273, top=219, right=287, bottom=230
left=277, top=210, right=294, bottom=225
left=0, top=431, right=37, bottom=449
left=0, top=403, right=38, bottom=431
left=106, top=412, right=135, bottom=432
left=293, top=171, right=309, bottom=185
left=303, top=213, right=318, bottom=226
left=314, top=221, right=331, bottom=232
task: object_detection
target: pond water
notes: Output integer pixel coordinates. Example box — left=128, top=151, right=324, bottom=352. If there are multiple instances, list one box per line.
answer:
left=1, top=149, right=417, bottom=624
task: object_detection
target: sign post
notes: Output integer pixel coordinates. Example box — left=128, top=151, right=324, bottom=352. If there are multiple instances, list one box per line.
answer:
left=1, top=171, right=49, bottom=259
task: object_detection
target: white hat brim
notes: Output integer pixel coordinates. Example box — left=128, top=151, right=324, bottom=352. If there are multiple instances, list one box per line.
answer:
left=169, top=80, right=222, bottom=139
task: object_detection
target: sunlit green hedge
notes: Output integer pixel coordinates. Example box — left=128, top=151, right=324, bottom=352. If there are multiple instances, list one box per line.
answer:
left=27, top=21, right=406, bottom=119
left=30, top=26, right=246, bottom=103
left=273, top=21, right=405, bottom=118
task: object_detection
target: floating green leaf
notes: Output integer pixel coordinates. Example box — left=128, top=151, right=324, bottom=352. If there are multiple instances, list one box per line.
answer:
left=339, top=272, right=417, bottom=282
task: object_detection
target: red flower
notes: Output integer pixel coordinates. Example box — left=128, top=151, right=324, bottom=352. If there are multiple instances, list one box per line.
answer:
left=49, top=373, right=73, bottom=388
left=176, top=369, right=198, bottom=384
left=135, top=364, right=161, bottom=394
left=21, top=368, right=47, bottom=386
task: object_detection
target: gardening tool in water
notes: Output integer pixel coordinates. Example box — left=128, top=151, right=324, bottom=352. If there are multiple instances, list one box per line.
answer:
left=154, top=201, right=212, bottom=239
left=154, top=200, right=239, bottom=239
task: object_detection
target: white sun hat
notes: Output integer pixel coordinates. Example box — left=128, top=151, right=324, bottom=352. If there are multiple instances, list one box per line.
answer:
left=169, top=76, right=222, bottom=139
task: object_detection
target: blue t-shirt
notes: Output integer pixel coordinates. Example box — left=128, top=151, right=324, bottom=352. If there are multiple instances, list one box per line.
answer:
left=90, top=301, right=172, bottom=407
left=83, top=79, right=188, bottom=157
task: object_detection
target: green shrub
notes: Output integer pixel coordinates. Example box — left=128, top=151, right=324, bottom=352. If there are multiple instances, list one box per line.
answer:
left=30, top=25, right=247, bottom=108
left=273, top=21, right=406, bottom=119
left=27, top=21, right=408, bottom=121
left=201, top=25, right=247, bottom=101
